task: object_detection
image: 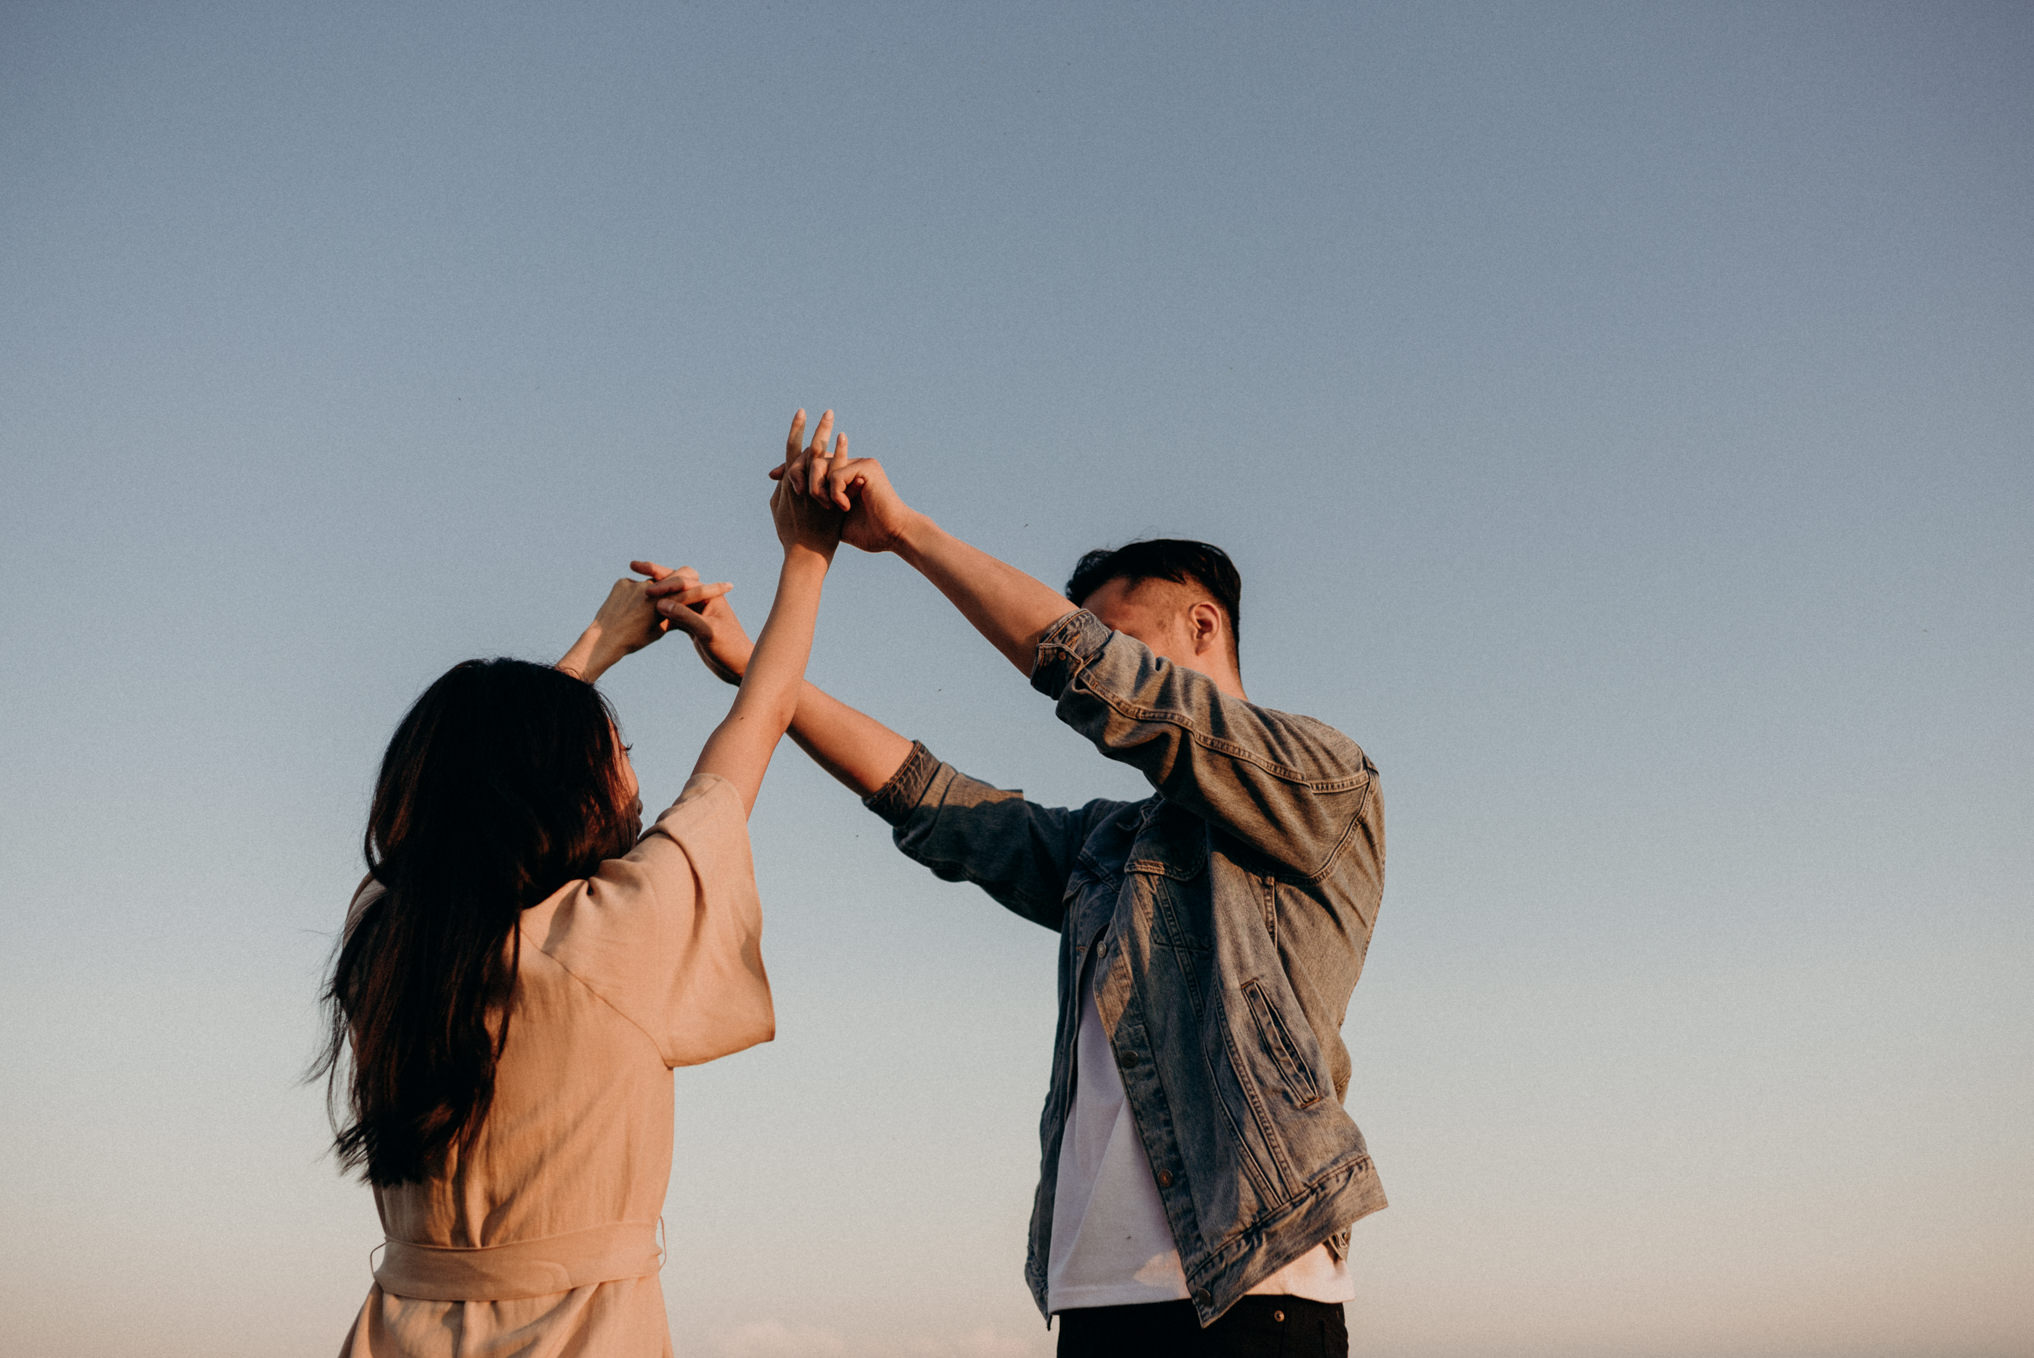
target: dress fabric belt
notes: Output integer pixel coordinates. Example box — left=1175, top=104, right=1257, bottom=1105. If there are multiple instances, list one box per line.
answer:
left=374, top=1221, right=662, bottom=1301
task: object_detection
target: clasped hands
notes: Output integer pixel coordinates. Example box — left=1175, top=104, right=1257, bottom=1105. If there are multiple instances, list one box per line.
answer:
left=560, top=408, right=912, bottom=684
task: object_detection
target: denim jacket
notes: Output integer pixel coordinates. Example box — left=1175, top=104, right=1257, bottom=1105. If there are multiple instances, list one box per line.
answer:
left=864, top=609, right=1387, bottom=1325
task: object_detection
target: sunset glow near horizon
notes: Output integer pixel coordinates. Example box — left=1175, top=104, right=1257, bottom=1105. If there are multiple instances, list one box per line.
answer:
left=2, top=4, right=2030, bottom=1356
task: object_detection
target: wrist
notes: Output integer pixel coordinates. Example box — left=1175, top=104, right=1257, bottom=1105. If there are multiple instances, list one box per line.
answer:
left=557, top=625, right=600, bottom=678
left=584, top=638, right=629, bottom=679
left=891, top=509, right=939, bottom=564
left=692, top=633, right=750, bottom=685
left=782, top=542, right=835, bottom=573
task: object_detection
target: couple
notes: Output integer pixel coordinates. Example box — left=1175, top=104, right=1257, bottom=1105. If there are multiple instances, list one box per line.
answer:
left=323, top=410, right=1387, bottom=1358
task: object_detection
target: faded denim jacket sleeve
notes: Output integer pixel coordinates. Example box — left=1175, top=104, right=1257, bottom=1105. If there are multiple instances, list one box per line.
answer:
left=1029, top=608, right=1374, bottom=880
left=864, top=739, right=1130, bottom=931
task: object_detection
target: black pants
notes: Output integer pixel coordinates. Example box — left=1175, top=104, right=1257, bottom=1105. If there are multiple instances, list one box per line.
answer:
left=1057, top=1296, right=1347, bottom=1357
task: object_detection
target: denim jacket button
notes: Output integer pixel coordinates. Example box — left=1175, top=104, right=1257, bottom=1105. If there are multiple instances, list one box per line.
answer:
left=1155, top=1169, right=1173, bottom=1188
left=1192, top=1288, right=1212, bottom=1308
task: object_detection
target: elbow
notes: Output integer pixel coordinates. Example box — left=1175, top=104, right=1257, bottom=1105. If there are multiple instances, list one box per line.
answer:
left=762, top=691, right=801, bottom=737
left=726, top=687, right=800, bottom=740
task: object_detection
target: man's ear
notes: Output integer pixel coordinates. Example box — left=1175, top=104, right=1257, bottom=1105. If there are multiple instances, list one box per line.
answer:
left=1187, top=600, right=1225, bottom=656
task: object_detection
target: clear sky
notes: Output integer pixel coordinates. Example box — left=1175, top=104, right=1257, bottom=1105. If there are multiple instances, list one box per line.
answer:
left=2, top=3, right=2029, bottom=1355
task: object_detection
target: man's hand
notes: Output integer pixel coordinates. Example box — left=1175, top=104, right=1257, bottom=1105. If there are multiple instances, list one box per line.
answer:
left=773, top=409, right=919, bottom=554
left=776, top=406, right=1070, bottom=674
left=638, top=561, right=753, bottom=686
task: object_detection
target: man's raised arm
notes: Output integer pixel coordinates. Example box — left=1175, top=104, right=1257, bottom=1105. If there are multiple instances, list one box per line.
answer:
left=772, top=430, right=1379, bottom=880
left=776, top=428, right=1073, bottom=676
left=638, top=559, right=914, bottom=799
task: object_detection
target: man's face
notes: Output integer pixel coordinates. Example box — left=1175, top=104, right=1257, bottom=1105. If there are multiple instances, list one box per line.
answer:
left=1081, top=575, right=1206, bottom=674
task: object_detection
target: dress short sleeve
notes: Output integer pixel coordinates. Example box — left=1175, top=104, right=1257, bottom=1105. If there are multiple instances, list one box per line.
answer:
left=520, top=772, right=775, bottom=1067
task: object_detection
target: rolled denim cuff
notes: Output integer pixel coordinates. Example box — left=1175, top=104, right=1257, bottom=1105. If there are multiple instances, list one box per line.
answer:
left=863, top=740, right=942, bottom=826
left=1028, top=608, right=1110, bottom=700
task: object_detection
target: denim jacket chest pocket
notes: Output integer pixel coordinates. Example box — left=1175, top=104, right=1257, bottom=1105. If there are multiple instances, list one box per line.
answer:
left=1062, top=853, right=1120, bottom=946
left=1125, top=804, right=1212, bottom=954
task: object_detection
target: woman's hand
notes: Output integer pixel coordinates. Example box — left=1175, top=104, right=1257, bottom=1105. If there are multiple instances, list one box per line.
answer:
left=558, top=572, right=729, bottom=683
left=637, top=561, right=753, bottom=686
left=773, top=409, right=846, bottom=560
left=773, top=408, right=919, bottom=555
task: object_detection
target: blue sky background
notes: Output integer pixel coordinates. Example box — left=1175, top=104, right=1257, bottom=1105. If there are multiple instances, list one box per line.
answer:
left=2, top=3, right=2029, bottom=1355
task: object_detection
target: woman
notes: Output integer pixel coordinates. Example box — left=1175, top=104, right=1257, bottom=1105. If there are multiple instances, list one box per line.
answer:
left=319, top=412, right=846, bottom=1357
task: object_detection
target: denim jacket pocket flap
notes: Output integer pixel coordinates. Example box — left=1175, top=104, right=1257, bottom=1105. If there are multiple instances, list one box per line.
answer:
left=1124, top=807, right=1209, bottom=881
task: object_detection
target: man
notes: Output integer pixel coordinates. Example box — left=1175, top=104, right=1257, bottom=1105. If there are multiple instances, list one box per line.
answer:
left=644, top=412, right=1386, bottom=1357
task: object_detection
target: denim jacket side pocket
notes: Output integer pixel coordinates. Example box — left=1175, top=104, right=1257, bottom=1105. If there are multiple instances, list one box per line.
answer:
left=1243, top=978, right=1325, bottom=1109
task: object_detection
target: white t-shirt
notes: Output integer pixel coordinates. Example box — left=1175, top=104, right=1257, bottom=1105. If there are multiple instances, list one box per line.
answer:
left=1045, top=946, right=1354, bottom=1312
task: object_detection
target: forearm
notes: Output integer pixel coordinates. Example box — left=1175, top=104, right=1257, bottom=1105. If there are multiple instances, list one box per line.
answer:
left=733, top=548, right=830, bottom=724
left=691, top=548, right=829, bottom=811
left=556, top=627, right=618, bottom=683
left=687, top=625, right=911, bottom=797
left=786, top=682, right=914, bottom=798
left=894, top=514, right=1076, bottom=676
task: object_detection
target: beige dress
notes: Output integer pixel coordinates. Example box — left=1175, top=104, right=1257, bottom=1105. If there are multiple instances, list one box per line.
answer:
left=339, top=773, right=773, bottom=1358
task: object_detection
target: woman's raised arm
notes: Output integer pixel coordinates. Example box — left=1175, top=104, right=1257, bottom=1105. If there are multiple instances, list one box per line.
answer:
left=680, top=409, right=845, bottom=814
left=557, top=575, right=730, bottom=683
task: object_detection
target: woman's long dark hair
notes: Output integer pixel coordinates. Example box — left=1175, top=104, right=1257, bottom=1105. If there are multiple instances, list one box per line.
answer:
left=314, top=658, right=640, bottom=1186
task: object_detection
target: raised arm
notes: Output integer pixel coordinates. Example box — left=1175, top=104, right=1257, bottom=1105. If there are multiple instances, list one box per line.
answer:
left=1031, top=609, right=1380, bottom=880
left=774, top=436, right=1074, bottom=676
left=556, top=574, right=724, bottom=683
left=643, top=561, right=1102, bottom=930
left=893, top=517, right=1072, bottom=676
left=683, top=410, right=844, bottom=815
left=642, top=561, right=913, bottom=798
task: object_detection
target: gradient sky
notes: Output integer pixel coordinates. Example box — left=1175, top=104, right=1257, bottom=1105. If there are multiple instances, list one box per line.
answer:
left=2, top=4, right=2030, bottom=1356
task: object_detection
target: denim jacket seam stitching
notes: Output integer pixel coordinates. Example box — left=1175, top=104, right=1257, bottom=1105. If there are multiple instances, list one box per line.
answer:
left=1072, top=676, right=1366, bottom=790
left=1243, top=978, right=1324, bottom=1109
left=908, top=848, right=1059, bottom=911
left=1047, top=607, right=1105, bottom=650
left=1040, top=640, right=1100, bottom=694
left=1289, top=777, right=1374, bottom=883
left=1181, top=992, right=1282, bottom=1203
left=1215, top=1007, right=1299, bottom=1198
left=864, top=741, right=940, bottom=823
left=1184, top=1151, right=1380, bottom=1279
left=1074, top=669, right=1371, bottom=879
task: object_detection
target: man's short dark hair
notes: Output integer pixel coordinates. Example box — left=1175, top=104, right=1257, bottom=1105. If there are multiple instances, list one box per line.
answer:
left=1065, top=538, right=1242, bottom=660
